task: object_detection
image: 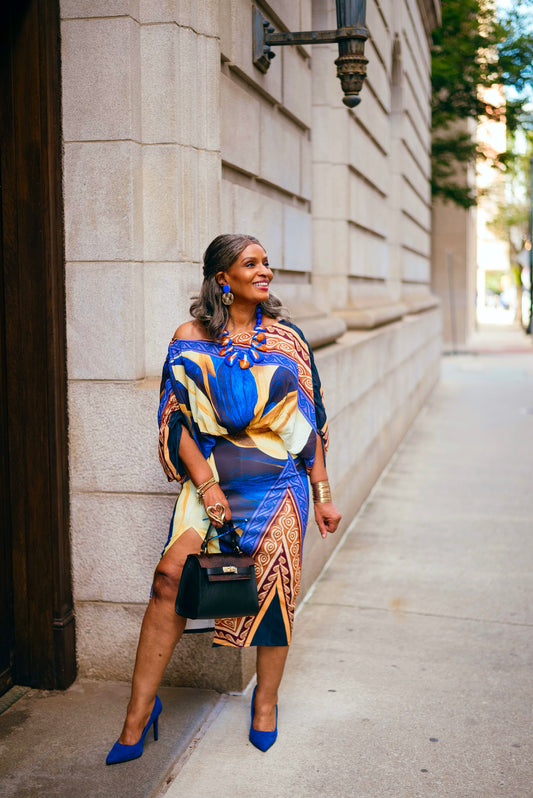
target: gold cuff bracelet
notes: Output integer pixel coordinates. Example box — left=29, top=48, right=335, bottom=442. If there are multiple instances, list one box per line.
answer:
left=312, top=480, right=332, bottom=503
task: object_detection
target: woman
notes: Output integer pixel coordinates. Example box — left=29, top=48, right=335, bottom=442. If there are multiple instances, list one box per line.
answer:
left=106, top=234, right=341, bottom=764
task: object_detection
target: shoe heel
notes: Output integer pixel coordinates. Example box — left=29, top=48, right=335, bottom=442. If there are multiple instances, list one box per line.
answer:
left=153, top=717, right=159, bottom=742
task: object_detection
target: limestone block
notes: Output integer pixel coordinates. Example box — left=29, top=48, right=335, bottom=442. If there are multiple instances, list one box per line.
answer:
left=300, top=135, right=312, bottom=200
left=144, top=261, right=203, bottom=377
left=221, top=74, right=260, bottom=175
left=349, top=173, right=389, bottom=238
left=71, top=492, right=177, bottom=602
left=347, top=276, right=392, bottom=304
left=220, top=177, right=234, bottom=231
left=176, top=27, right=221, bottom=151
left=138, top=0, right=175, bottom=22
left=312, top=106, right=348, bottom=165
left=218, top=0, right=233, bottom=62
left=272, top=281, right=314, bottom=311
left=365, top=38, right=390, bottom=114
left=229, top=184, right=282, bottom=265
left=177, top=0, right=219, bottom=36
left=300, top=0, right=312, bottom=30
left=179, top=147, right=200, bottom=263
left=401, top=43, right=431, bottom=127
left=311, top=44, right=339, bottom=107
left=404, top=4, right=431, bottom=74
left=312, top=218, right=349, bottom=277
left=312, top=0, right=336, bottom=29
left=203, top=34, right=222, bottom=152
left=312, top=274, right=349, bottom=313
left=61, top=17, right=141, bottom=142
left=260, top=110, right=302, bottom=195
left=402, top=250, right=431, bottom=284
left=355, top=91, right=390, bottom=161
left=367, top=2, right=392, bottom=73
left=64, top=141, right=143, bottom=262
left=190, top=34, right=209, bottom=151
left=140, top=24, right=179, bottom=144
left=75, top=600, right=256, bottom=690
left=379, top=0, right=393, bottom=29
left=313, top=162, right=347, bottom=221
left=177, top=26, right=199, bottom=147
left=61, top=0, right=139, bottom=19
left=219, top=0, right=282, bottom=103
left=402, top=113, right=430, bottom=173
left=400, top=213, right=430, bottom=257
left=197, top=149, right=223, bottom=249
left=68, top=380, right=168, bottom=494
left=349, top=126, right=389, bottom=197
left=349, top=227, right=389, bottom=280
left=267, top=0, right=300, bottom=32
left=66, top=262, right=145, bottom=380
left=404, top=81, right=431, bottom=152
left=142, top=145, right=180, bottom=261
left=283, top=206, right=312, bottom=272
left=282, top=47, right=312, bottom=129
left=400, top=141, right=431, bottom=204
left=401, top=179, right=431, bottom=233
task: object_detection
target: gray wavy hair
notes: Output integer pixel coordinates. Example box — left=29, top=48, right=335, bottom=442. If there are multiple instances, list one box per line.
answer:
left=190, top=233, right=288, bottom=339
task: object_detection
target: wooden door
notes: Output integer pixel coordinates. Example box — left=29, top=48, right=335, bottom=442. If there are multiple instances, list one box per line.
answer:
left=0, top=0, right=75, bottom=693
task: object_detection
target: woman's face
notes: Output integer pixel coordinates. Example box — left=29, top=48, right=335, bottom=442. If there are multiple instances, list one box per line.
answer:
left=218, top=243, right=273, bottom=305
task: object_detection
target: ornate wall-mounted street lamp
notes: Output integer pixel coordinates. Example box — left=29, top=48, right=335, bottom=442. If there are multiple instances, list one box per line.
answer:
left=253, top=1, right=368, bottom=108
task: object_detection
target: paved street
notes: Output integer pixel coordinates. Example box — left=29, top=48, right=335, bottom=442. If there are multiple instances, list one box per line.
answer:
left=2, top=326, right=533, bottom=798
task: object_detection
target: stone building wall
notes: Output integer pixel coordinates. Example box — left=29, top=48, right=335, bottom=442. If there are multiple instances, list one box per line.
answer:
left=61, top=0, right=441, bottom=691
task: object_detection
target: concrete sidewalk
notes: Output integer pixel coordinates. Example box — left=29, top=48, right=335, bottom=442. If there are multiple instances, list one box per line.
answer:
left=160, top=331, right=533, bottom=797
left=2, top=325, right=533, bottom=797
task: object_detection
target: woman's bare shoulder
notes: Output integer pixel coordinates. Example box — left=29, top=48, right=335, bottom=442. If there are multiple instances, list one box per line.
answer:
left=172, top=320, right=210, bottom=341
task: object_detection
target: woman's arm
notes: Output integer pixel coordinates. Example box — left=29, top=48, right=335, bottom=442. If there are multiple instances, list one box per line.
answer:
left=310, top=434, right=342, bottom=539
left=176, top=425, right=232, bottom=526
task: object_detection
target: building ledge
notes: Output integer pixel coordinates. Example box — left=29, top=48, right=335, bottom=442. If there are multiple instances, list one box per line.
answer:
left=333, top=302, right=408, bottom=330
left=289, top=308, right=347, bottom=349
left=403, top=293, right=441, bottom=315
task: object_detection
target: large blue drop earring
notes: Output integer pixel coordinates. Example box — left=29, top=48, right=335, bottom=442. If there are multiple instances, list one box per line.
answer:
left=221, top=284, right=234, bottom=306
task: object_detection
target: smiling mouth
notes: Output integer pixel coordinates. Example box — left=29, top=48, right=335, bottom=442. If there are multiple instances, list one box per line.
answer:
left=253, top=282, right=269, bottom=288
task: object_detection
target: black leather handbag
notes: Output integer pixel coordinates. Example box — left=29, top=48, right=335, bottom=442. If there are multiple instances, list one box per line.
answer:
left=175, top=522, right=259, bottom=620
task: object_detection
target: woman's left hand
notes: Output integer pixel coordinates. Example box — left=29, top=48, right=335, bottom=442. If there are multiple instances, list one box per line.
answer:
left=314, top=502, right=342, bottom=539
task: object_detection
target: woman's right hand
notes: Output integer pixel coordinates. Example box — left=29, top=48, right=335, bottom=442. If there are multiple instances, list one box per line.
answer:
left=202, top=483, right=232, bottom=527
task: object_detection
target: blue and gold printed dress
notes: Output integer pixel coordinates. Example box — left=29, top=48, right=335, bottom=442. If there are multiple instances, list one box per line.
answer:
left=158, top=320, right=328, bottom=648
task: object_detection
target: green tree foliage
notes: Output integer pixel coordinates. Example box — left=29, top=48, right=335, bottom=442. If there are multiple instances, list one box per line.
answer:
left=431, top=0, right=533, bottom=207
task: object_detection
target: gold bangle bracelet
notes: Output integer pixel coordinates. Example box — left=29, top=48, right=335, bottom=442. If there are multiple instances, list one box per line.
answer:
left=312, top=480, right=332, bottom=503
left=196, top=476, right=218, bottom=499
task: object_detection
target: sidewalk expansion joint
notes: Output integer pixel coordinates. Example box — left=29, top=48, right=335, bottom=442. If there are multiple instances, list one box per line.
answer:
left=307, top=601, right=533, bottom=628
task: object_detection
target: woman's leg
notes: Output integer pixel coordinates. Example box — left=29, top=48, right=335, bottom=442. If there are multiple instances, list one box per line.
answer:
left=253, top=645, right=289, bottom=732
left=118, top=527, right=201, bottom=745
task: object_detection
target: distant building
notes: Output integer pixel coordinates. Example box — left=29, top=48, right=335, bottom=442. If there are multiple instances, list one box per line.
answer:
left=1, top=0, right=441, bottom=694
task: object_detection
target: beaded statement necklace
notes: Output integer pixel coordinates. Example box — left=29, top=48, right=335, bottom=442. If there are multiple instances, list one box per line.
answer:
left=218, top=307, right=268, bottom=368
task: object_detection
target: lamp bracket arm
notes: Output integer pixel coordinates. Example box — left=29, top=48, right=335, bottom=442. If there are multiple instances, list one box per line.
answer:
left=265, top=26, right=367, bottom=47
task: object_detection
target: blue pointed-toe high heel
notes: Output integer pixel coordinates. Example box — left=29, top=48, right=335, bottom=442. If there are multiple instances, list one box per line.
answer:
left=248, top=686, right=278, bottom=752
left=106, top=695, right=162, bottom=765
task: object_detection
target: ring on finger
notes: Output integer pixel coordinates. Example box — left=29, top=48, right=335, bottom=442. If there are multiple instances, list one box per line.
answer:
left=206, top=503, right=226, bottom=525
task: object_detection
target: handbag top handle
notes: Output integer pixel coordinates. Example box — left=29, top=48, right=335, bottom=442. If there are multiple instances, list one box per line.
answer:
left=201, top=521, right=242, bottom=555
